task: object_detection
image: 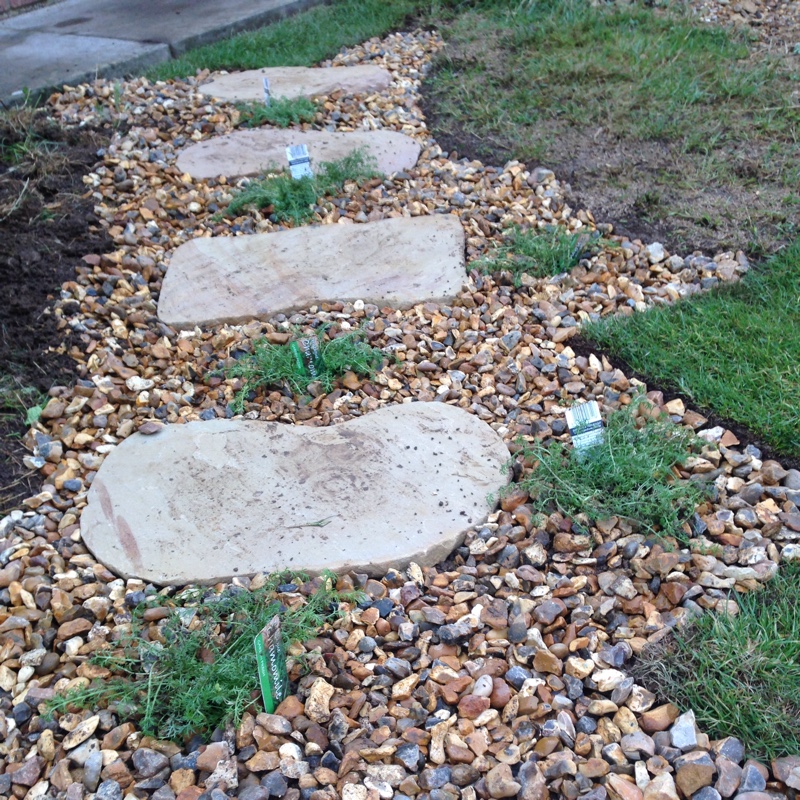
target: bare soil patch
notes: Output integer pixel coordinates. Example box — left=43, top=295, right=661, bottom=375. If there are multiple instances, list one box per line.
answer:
left=0, top=109, right=110, bottom=512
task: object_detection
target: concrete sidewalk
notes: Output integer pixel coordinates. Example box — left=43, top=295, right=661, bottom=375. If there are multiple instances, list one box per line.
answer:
left=0, top=0, right=327, bottom=105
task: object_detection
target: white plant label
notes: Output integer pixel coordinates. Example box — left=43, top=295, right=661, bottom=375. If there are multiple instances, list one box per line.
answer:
left=263, top=77, right=271, bottom=106
left=286, top=144, right=313, bottom=179
left=565, top=400, right=604, bottom=454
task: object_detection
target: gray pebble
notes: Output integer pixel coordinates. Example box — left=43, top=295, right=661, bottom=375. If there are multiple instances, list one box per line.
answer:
left=96, top=780, right=123, bottom=800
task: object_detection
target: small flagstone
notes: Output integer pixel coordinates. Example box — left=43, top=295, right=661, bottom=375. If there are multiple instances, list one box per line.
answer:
left=176, top=129, right=421, bottom=180
left=200, top=65, right=392, bottom=103
left=80, top=403, right=509, bottom=584
left=158, top=215, right=466, bottom=329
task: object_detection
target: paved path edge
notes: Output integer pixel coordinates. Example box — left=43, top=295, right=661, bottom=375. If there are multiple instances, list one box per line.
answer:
left=1, top=0, right=329, bottom=106
left=169, top=0, right=330, bottom=57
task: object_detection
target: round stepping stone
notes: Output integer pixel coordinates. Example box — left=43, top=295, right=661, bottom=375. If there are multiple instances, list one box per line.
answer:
left=175, top=129, right=420, bottom=180
left=80, top=403, right=510, bottom=585
left=201, top=65, right=392, bottom=103
left=158, top=215, right=466, bottom=329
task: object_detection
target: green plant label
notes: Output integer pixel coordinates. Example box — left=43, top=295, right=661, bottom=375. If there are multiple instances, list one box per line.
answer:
left=565, top=400, right=604, bottom=454
left=290, top=337, right=321, bottom=381
left=263, top=77, right=271, bottom=106
left=254, top=615, right=289, bottom=713
left=286, top=144, right=313, bottom=179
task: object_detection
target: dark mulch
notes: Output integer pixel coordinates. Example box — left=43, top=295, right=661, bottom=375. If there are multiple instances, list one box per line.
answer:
left=0, top=109, right=111, bottom=513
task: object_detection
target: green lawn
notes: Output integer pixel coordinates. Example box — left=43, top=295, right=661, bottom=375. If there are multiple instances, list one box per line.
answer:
left=633, top=564, right=800, bottom=761
left=585, top=240, right=800, bottom=459
left=147, top=0, right=425, bottom=81
left=422, top=0, right=800, bottom=254
left=427, top=0, right=796, bottom=150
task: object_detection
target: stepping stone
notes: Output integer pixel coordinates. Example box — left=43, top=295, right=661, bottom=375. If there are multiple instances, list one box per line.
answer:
left=201, top=65, right=392, bottom=103
left=176, top=129, right=420, bottom=180
left=81, top=403, right=510, bottom=585
left=158, top=215, right=466, bottom=329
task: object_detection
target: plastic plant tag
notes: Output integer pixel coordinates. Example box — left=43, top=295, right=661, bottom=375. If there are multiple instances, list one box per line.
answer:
left=565, top=400, right=604, bottom=454
left=254, top=615, right=289, bottom=713
left=286, top=144, right=313, bottom=179
left=263, top=77, right=271, bottom=106
left=289, top=336, right=321, bottom=381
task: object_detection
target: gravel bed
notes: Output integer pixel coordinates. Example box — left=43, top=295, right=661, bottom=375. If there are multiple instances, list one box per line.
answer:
left=690, top=0, right=800, bottom=56
left=0, top=26, right=798, bottom=800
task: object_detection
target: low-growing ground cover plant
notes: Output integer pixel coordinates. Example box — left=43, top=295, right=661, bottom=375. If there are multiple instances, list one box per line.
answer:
left=227, top=328, right=385, bottom=412
left=475, top=225, right=601, bottom=283
left=632, top=563, right=800, bottom=760
left=584, top=239, right=800, bottom=460
left=225, top=148, right=381, bottom=224
left=226, top=171, right=318, bottom=224
left=512, top=397, right=709, bottom=541
left=235, top=96, right=317, bottom=129
left=47, top=572, right=360, bottom=740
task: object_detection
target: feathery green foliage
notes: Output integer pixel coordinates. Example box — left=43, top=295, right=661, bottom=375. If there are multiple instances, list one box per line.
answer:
left=313, top=148, right=380, bottom=189
left=226, top=173, right=318, bottom=224
left=633, top=564, right=800, bottom=760
left=513, top=397, right=708, bottom=540
left=236, top=96, right=317, bottom=129
left=227, top=329, right=385, bottom=412
left=225, top=148, right=381, bottom=224
left=476, top=225, right=587, bottom=283
left=47, top=572, right=360, bottom=740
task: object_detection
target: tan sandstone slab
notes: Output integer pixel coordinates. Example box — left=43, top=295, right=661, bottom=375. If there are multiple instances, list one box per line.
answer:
left=201, top=65, right=392, bottom=103
left=175, top=128, right=420, bottom=180
left=81, top=403, right=510, bottom=584
left=158, top=215, right=466, bottom=329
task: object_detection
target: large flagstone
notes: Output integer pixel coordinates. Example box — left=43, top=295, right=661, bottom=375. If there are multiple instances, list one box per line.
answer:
left=157, top=215, right=466, bottom=329
left=175, top=128, right=420, bottom=179
left=80, top=403, right=510, bottom=584
left=201, top=65, right=392, bottom=103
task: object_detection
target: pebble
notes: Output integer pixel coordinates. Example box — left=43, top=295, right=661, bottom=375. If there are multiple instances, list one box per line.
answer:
left=96, top=780, right=123, bottom=800
left=693, top=0, right=800, bottom=57
left=670, top=711, right=700, bottom=751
